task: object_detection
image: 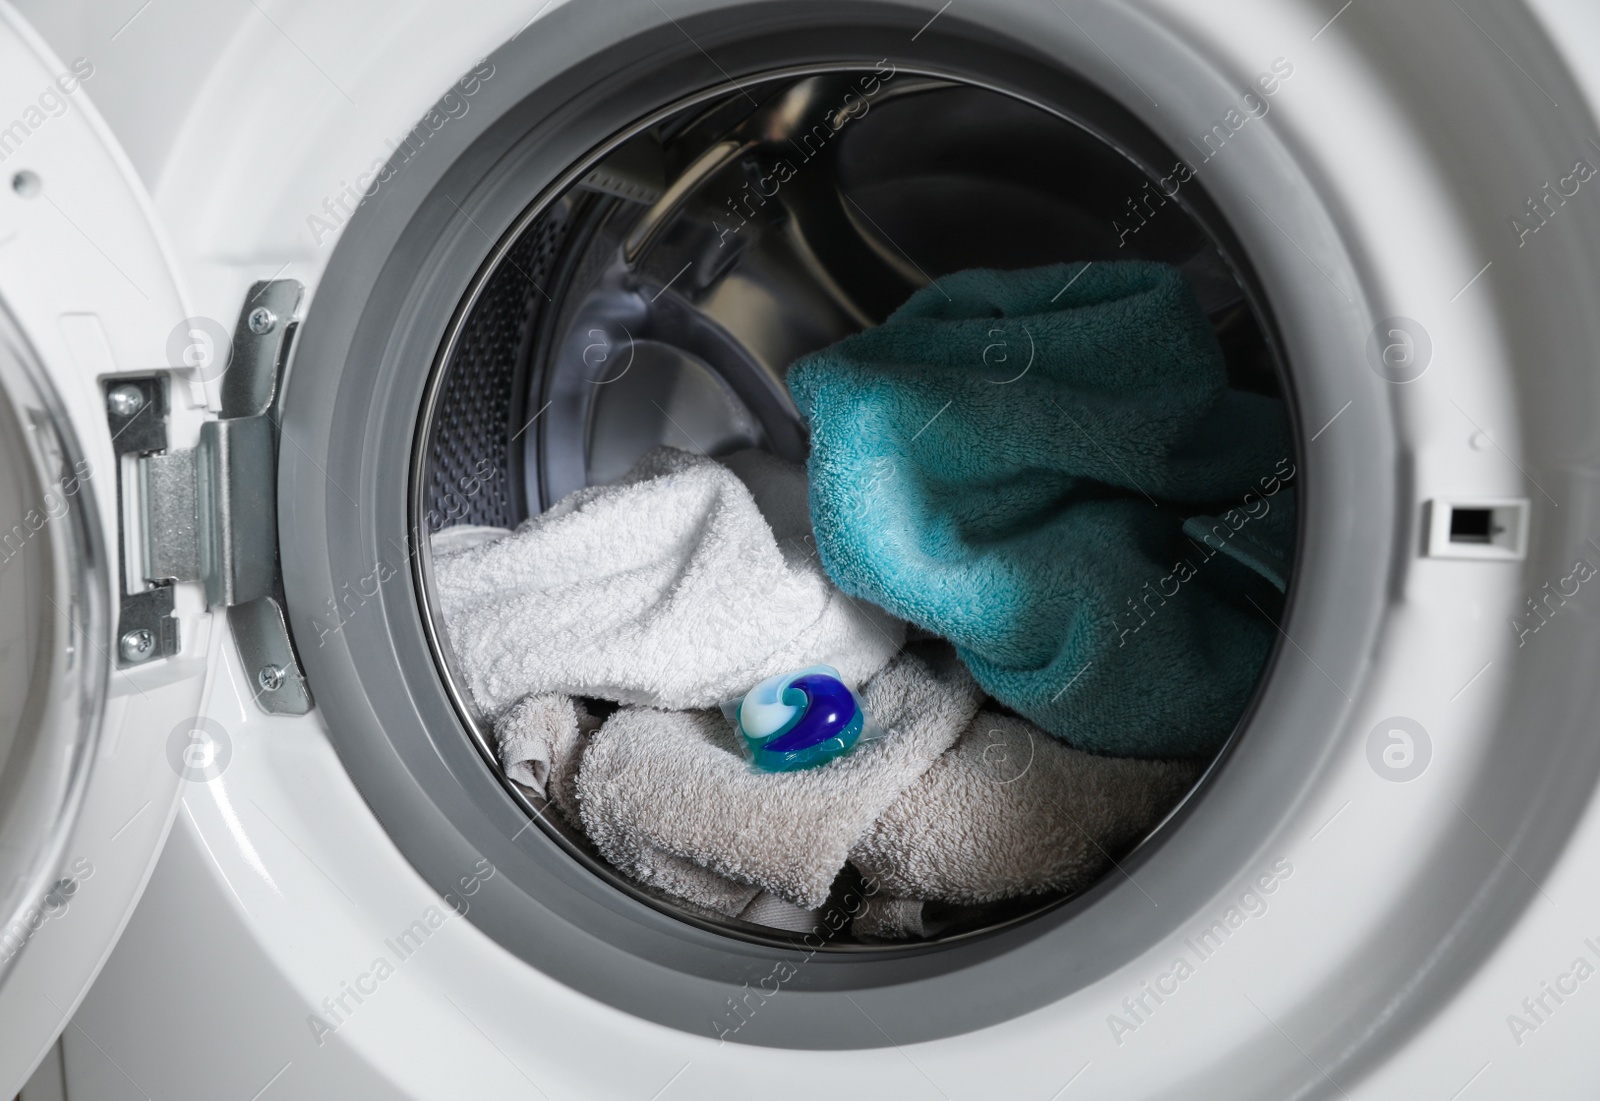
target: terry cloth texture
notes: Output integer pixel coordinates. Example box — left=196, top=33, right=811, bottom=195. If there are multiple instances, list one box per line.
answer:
left=575, top=646, right=983, bottom=912
left=493, top=694, right=596, bottom=822
left=851, top=713, right=1202, bottom=904
left=1183, top=488, right=1297, bottom=593
left=787, top=260, right=1295, bottom=758
left=430, top=524, right=511, bottom=556
left=851, top=895, right=927, bottom=940
left=433, top=446, right=905, bottom=718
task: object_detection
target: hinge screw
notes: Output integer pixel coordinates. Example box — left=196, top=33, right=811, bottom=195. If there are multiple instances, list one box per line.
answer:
left=119, top=628, right=155, bottom=663
left=106, top=385, right=145, bottom=418
left=257, top=664, right=285, bottom=692
left=247, top=307, right=278, bottom=335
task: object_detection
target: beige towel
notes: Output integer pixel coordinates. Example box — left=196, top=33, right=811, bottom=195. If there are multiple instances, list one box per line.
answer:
left=737, top=892, right=821, bottom=933
left=851, top=713, right=1201, bottom=904
left=495, top=695, right=763, bottom=914
left=494, top=694, right=596, bottom=821
left=574, top=646, right=983, bottom=912
left=852, top=895, right=927, bottom=939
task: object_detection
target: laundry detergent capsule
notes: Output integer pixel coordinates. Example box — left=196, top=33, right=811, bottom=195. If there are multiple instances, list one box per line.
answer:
left=730, top=665, right=869, bottom=772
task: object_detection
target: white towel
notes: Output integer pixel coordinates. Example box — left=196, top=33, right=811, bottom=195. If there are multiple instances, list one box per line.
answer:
left=434, top=447, right=905, bottom=718
left=574, top=647, right=983, bottom=912
left=430, top=524, right=510, bottom=555
left=851, top=714, right=1202, bottom=904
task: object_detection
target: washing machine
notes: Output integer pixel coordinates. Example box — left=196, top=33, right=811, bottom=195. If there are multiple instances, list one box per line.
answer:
left=3, top=0, right=1600, bottom=1096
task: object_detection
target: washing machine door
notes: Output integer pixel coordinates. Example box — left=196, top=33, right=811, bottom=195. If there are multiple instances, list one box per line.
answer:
left=0, top=9, right=240, bottom=1089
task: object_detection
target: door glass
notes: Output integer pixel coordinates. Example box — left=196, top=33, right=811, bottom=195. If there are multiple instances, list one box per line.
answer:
left=0, top=309, right=105, bottom=983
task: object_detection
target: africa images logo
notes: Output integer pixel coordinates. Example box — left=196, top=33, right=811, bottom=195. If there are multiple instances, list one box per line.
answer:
left=307, top=858, right=496, bottom=1046
left=0, top=858, right=93, bottom=967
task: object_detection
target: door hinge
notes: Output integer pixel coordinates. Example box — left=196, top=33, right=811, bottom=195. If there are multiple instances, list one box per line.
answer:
left=108, top=279, right=313, bottom=715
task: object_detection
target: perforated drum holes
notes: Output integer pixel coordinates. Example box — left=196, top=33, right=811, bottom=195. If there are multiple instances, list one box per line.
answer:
left=1426, top=498, right=1530, bottom=560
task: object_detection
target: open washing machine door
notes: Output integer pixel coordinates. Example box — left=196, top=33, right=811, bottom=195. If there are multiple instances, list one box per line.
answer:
left=0, top=9, right=302, bottom=1090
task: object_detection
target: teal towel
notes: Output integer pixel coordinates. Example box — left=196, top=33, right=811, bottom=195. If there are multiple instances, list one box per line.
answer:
left=786, top=261, right=1294, bottom=759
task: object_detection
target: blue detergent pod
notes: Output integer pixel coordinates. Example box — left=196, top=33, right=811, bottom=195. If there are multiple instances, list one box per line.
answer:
left=734, top=665, right=867, bottom=772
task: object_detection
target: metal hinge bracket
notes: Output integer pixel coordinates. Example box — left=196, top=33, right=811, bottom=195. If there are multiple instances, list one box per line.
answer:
left=109, top=280, right=313, bottom=715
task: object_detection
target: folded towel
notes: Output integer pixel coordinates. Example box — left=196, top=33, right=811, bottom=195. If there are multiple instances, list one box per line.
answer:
left=787, top=260, right=1294, bottom=757
left=434, top=446, right=905, bottom=718
left=497, top=696, right=810, bottom=920
left=852, top=895, right=927, bottom=940
left=851, top=713, right=1202, bottom=904
left=575, top=646, right=983, bottom=911
left=430, top=524, right=511, bottom=556
left=1182, top=487, right=1297, bottom=593
left=737, top=892, right=821, bottom=933
left=493, top=693, right=596, bottom=820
